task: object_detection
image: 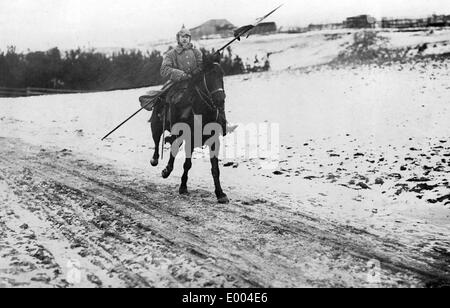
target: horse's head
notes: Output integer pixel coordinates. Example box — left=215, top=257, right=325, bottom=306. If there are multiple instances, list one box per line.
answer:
left=201, top=53, right=226, bottom=106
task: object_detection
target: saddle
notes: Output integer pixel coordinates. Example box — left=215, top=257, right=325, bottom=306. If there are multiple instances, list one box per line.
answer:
left=139, top=80, right=193, bottom=108
left=139, top=80, right=174, bottom=111
left=145, top=82, right=194, bottom=126
left=139, top=90, right=163, bottom=111
left=166, top=81, right=195, bottom=123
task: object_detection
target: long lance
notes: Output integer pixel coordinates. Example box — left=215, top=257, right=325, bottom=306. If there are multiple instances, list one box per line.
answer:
left=101, top=81, right=173, bottom=141
left=101, top=4, right=283, bottom=141
left=214, top=4, right=283, bottom=55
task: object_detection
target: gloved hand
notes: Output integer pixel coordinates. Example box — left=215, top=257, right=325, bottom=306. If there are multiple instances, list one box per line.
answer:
left=191, top=67, right=203, bottom=75
left=191, top=69, right=203, bottom=81
left=180, top=73, right=192, bottom=81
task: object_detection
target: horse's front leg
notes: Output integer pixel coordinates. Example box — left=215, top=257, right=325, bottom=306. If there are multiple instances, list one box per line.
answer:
left=162, top=143, right=179, bottom=179
left=179, top=141, right=194, bottom=194
left=179, top=158, right=192, bottom=195
left=210, top=156, right=229, bottom=204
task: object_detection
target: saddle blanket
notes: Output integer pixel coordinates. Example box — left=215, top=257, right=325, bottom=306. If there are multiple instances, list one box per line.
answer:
left=139, top=90, right=161, bottom=111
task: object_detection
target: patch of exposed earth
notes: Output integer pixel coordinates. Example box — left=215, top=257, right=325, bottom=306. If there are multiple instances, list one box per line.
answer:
left=0, top=137, right=449, bottom=288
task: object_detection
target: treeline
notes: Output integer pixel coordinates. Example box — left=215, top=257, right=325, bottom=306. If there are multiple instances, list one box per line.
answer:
left=0, top=46, right=164, bottom=91
left=213, top=46, right=271, bottom=75
left=0, top=45, right=270, bottom=93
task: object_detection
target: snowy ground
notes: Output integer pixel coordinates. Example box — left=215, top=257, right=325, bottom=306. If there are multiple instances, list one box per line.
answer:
left=1, top=29, right=450, bottom=287
left=140, top=28, right=450, bottom=70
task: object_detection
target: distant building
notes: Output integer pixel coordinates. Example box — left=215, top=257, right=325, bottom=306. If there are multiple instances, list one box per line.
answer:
left=307, top=24, right=322, bottom=31
left=190, top=19, right=235, bottom=40
left=249, top=22, right=277, bottom=35
left=381, top=18, right=428, bottom=28
left=280, top=26, right=309, bottom=34
left=345, top=15, right=377, bottom=28
left=427, top=14, right=450, bottom=27
left=307, top=23, right=344, bottom=31
left=329, top=23, right=345, bottom=30
left=380, top=14, right=450, bottom=28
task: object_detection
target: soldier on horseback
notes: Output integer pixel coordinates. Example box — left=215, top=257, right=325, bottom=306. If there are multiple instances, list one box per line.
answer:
left=160, top=26, right=202, bottom=129
left=160, top=25, right=232, bottom=135
left=101, top=5, right=283, bottom=203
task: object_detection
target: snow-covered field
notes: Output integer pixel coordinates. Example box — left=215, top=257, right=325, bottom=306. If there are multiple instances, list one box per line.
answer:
left=141, top=28, right=450, bottom=70
left=1, top=29, right=449, bottom=287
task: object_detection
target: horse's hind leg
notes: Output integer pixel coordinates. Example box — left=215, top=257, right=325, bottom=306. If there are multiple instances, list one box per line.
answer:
left=150, top=111, right=162, bottom=167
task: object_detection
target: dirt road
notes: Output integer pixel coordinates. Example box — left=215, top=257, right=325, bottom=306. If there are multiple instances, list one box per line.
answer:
left=0, top=137, right=449, bottom=288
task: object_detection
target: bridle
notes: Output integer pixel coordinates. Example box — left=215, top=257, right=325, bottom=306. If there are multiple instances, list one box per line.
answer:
left=204, top=64, right=225, bottom=96
left=194, top=62, right=225, bottom=119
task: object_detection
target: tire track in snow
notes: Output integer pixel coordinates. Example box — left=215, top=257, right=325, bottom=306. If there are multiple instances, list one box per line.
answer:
left=0, top=137, right=449, bottom=287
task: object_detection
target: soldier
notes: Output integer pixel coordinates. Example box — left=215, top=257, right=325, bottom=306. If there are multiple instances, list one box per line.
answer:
left=161, top=26, right=203, bottom=85
left=160, top=26, right=203, bottom=128
left=160, top=25, right=234, bottom=135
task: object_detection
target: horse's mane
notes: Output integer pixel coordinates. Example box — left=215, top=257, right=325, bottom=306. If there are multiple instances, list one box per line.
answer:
left=187, top=52, right=224, bottom=89
left=202, top=52, right=224, bottom=76
left=183, top=52, right=225, bottom=120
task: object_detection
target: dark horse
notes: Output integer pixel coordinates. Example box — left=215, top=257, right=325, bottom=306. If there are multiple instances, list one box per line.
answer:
left=149, top=54, right=230, bottom=204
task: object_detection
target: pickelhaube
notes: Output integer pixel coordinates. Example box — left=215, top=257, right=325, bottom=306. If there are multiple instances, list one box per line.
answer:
left=177, top=25, right=191, bottom=41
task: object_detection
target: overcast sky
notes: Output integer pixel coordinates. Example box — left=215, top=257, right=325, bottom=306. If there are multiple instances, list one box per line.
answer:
left=1, top=0, right=449, bottom=51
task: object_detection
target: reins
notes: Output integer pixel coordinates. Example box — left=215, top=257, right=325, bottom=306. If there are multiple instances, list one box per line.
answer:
left=194, top=62, right=224, bottom=121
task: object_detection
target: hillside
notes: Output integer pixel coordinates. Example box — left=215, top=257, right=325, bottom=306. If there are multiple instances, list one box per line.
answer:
left=141, top=28, right=450, bottom=70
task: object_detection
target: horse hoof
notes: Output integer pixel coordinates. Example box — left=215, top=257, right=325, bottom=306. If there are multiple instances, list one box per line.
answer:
left=217, top=194, right=230, bottom=204
left=150, top=158, right=158, bottom=167
left=162, top=168, right=172, bottom=179
left=179, top=187, right=189, bottom=195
